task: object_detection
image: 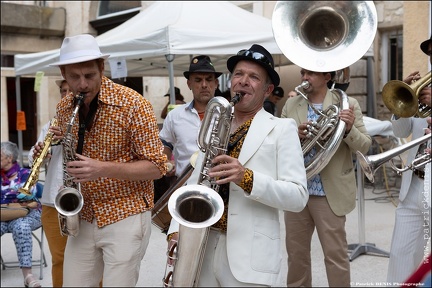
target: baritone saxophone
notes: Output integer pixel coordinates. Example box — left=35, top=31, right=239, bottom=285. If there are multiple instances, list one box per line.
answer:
left=163, top=93, right=242, bottom=287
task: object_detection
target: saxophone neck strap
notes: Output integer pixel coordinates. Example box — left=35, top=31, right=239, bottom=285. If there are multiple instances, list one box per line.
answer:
left=77, top=93, right=99, bottom=154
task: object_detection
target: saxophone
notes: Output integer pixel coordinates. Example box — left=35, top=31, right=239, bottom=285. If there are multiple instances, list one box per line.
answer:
left=54, top=93, right=85, bottom=237
left=163, top=93, right=242, bottom=287
left=18, top=118, right=59, bottom=198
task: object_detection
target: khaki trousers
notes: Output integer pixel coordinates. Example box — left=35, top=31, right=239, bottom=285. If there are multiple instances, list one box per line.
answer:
left=284, top=196, right=350, bottom=287
left=41, top=205, right=68, bottom=287
left=63, top=212, right=151, bottom=287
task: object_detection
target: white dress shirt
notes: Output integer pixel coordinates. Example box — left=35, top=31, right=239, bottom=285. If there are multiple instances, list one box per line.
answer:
left=159, top=101, right=202, bottom=177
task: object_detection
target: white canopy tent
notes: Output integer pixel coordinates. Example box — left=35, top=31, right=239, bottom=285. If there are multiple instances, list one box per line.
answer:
left=13, top=1, right=291, bottom=165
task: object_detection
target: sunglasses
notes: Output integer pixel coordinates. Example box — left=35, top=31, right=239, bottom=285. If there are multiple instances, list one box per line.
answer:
left=237, top=49, right=273, bottom=69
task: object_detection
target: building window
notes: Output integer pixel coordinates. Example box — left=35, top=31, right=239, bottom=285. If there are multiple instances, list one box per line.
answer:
left=98, top=1, right=141, bottom=18
left=91, top=1, right=141, bottom=35
left=388, top=30, right=403, bottom=81
left=1, top=55, right=14, bottom=68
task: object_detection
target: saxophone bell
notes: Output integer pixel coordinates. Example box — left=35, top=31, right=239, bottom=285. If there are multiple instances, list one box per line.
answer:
left=55, top=186, right=83, bottom=237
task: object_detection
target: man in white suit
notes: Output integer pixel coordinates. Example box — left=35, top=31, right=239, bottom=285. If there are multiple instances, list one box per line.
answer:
left=166, top=44, right=308, bottom=287
left=387, top=35, right=431, bottom=285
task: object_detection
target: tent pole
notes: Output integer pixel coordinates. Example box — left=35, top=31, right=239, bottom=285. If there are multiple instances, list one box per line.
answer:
left=166, top=54, right=176, bottom=105
left=15, top=76, right=24, bottom=167
left=366, top=56, right=377, bottom=118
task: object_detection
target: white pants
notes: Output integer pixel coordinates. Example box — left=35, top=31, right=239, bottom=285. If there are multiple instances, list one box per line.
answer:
left=197, top=229, right=268, bottom=287
left=387, top=175, right=431, bottom=285
left=63, top=212, right=151, bottom=287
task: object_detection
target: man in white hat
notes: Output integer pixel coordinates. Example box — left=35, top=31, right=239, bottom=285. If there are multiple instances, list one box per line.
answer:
left=42, top=34, right=168, bottom=287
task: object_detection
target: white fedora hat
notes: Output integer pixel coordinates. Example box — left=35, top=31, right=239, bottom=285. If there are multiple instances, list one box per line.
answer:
left=50, top=34, right=110, bottom=66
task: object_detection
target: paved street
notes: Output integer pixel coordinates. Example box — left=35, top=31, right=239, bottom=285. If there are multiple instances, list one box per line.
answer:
left=1, top=183, right=404, bottom=287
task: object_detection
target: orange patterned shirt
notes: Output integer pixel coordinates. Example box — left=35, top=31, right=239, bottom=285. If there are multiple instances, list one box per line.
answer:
left=56, top=76, right=167, bottom=228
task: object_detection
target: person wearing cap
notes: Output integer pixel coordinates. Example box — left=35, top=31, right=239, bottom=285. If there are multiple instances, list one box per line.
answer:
left=281, top=68, right=371, bottom=287
left=160, top=87, right=186, bottom=119
left=263, top=86, right=284, bottom=116
left=387, top=35, right=431, bottom=285
left=159, top=55, right=222, bottom=180
left=42, top=34, right=167, bottom=287
left=28, top=78, right=70, bottom=287
left=166, top=44, right=308, bottom=286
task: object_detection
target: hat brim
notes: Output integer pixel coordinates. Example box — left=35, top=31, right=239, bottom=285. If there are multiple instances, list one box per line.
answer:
left=227, top=55, right=280, bottom=87
left=420, top=38, right=431, bottom=55
left=49, top=54, right=110, bottom=66
left=55, top=79, right=65, bottom=87
left=183, top=71, right=223, bottom=79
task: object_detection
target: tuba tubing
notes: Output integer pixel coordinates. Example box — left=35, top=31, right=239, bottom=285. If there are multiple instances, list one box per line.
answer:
left=296, top=82, right=350, bottom=178
left=356, top=133, right=431, bottom=183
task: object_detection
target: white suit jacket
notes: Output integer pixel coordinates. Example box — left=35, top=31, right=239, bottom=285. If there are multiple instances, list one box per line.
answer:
left=168, top=108, right=308, bottom=286
left=391, top=116, right=429, bottom=201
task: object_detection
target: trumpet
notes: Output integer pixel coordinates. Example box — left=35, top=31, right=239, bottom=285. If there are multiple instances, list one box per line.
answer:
left=356, top=134, right=431, bottom=183
left=382, top=71, right=431, bottom=118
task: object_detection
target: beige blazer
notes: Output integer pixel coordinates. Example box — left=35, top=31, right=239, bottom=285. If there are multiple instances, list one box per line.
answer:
left=281, top=90, right=372, bottom=216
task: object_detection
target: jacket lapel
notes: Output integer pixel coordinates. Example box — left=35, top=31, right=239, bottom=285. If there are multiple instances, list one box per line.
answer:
left=238, top=109, right=275, bottom=165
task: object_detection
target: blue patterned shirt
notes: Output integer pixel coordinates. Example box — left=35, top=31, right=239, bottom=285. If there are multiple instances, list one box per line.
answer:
left=305, top=104, right=326, bottom=196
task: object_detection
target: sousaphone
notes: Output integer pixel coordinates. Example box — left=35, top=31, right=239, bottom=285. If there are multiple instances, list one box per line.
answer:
left=272, top=1, right=377, bottom=178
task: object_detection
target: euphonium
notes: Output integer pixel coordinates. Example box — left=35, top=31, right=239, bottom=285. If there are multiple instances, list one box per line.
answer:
left=19, top=118, right=59, bottom=196
left=54, top=93, right=85, bottom=237
left=356, top=134, right=431, bottom=183
left=162, top=94, right=242, bottom=287
left=296, top=81, right=350, bottom=178
left=382, top=71, right=431, bottom=118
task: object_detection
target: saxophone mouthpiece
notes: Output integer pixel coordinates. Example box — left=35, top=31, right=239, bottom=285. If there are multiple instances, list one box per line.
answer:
left=74, top=93, right=85, bottom=106
left=230, top=92, right=243, bottom=106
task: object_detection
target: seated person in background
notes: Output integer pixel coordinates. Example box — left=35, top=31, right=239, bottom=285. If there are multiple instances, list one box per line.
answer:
left=161, top=87, right=186, bottom=119
left=263, top=86, right=284, bottom=116
left=1, top=141, right=43, bottom=288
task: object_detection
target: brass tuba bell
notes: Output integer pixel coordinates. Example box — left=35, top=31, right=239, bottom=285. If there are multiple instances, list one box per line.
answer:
left=272, top=1, right=377, bottom=72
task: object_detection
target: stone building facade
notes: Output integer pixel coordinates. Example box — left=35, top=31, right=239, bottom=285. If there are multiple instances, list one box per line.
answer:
left=1, top=1, right=431, bottom=150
